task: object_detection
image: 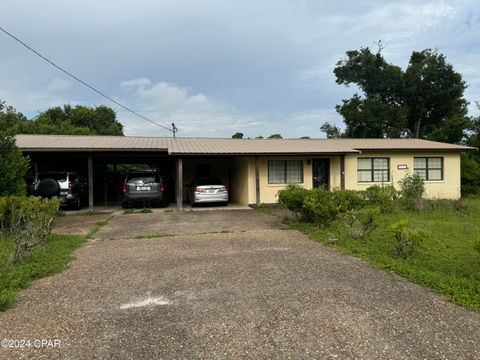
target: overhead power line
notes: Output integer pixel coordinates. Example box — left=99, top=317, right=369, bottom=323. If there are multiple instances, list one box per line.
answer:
left=0, top=25, right=177, bottom=134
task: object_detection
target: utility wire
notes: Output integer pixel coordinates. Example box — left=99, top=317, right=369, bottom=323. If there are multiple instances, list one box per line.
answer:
left=0, top=25, right=176, bottom=134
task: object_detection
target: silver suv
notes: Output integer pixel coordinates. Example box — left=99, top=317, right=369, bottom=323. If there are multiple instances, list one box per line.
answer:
left=122, top=169, right=167, bottom=208
left=31, top=171, right=86, bottom=209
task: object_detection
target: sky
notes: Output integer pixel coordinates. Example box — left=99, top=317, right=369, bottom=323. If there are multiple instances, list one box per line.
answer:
left=1, top=0, right=479, bottom=138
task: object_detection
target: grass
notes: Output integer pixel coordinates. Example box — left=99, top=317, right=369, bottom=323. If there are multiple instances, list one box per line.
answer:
left=0, top=233, right=86, bottom=311
left=123, top=208, right=153, bottom=215
left=281, top=197, right=480, bottom=311
left=134, top=232, right=173, bottom=239
left=85, top=220, right=109, bottom=239
left=79, top=211, right=113, bottom=216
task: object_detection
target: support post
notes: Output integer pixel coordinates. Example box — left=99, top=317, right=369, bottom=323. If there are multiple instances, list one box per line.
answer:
left=340, top=155, right=345, bottom=190
left=88, top=155, right=94, bottom=211
left=103, top=162, right=108, bottom=206
left=176, top=157, right=183, bottom=211
left=255, top=156, right=260, bottom=206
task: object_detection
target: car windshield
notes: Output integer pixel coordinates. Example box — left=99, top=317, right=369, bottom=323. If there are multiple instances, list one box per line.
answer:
left=126, top=172, right=160, bottom=183
left=195, top=178, right=223, bottom=186
left=38, top=172, right=67, bottom=181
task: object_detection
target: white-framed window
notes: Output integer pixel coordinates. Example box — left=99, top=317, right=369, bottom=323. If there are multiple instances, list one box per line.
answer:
left=357, top=157, right=390, bottom=183
left=414, top=157, right=443, bottom=181
left=268, top=160, right=304, bottom=184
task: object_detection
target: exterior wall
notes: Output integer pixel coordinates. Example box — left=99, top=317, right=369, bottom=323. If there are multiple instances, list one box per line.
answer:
left=254, top=156, right=342, bottom=204
left=230, top=157, right=253, bottom=206
left=344, top=151, right=461, bottom=199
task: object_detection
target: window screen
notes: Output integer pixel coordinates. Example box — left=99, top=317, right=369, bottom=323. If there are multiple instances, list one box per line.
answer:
left=268, top=160, right=304, bottom=184
left=357, top=158, right=390, bottom=183
left=414, top=157, right=443, bottom=181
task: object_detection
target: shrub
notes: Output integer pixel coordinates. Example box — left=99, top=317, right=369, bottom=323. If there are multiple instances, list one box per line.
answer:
left=0, top=135, right=30, bottom=196
left=474, top=236, right=480, bottom=255
left=399, top=173, right=425, bottom=210
left=1, top=196, right=60, bottom=263
left=388, top=220, right=430, bottom=258
left=343, top=208, right=379, bottom=240
left=277, top=185, right=310, bottom=220
left=365, top=185, right=398, bottom=213
left=302, top=188, right=338, bottom=228
left=416, top=198, right=467, bottom=213
left=330, top=189, right=366, bottom=213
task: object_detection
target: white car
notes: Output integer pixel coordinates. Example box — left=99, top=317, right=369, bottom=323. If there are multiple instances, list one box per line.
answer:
left=188, top=178, right=228, bottom=206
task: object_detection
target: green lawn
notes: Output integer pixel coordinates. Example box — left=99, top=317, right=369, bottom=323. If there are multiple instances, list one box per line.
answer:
left=283, top=197, right=480, bottom=310
left=0, top=233, right=86, bottom=311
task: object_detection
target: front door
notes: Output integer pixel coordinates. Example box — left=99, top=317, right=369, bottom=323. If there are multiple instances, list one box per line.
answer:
left=312, top=159, right=330, bottom=189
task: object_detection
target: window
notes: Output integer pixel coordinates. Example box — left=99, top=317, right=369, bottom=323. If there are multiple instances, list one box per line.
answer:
left=268, top=160, right=304, bottom=184
left=357, top=158, right=390, bottom=183
left=414, top=157, right=443, bottom=181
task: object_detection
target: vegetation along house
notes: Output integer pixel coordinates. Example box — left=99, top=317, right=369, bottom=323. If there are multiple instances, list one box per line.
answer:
left=15, top=134, right=475, bottom=210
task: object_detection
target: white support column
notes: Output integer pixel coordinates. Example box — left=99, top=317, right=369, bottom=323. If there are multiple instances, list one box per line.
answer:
left=176, top=157, right=183, bottom=211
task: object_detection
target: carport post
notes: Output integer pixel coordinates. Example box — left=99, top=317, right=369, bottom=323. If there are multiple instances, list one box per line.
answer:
left=340, top=155, right=346, bottom=190
left=88, top=155, right=94, bottom=211
left=176, top=157, right=183, bottom=211
left=255, top=156, right=260, bottom=206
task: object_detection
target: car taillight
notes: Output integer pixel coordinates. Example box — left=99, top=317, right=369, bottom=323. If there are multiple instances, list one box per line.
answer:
left=195, top=187, right=205, bottom=193
left=122, top=183, right=127, bottom=193
left=219, top=186, right=227, bottom=193
left=68, top=182, right=76, bottom=189
left=159, top=183, right=165, bottom=192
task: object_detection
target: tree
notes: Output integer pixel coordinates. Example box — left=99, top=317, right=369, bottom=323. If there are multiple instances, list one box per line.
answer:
left=0, top=134, right=30, bottom=196
left=268, top=134, right=283, bottom=139
left=232, top=132, right=244, bottom=139
left=0, top=101, right=124, bottom=136
left=334, top=47, right=468, bottom=141
left=320, top=122, right=342, bottom=138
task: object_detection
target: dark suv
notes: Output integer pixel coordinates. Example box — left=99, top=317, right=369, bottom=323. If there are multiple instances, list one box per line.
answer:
left=122, top=169, right=167, bottom=208
left=31, top=171, right=86, bottom=209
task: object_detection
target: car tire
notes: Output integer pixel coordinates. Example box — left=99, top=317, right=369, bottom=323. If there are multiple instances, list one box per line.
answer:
left=37, top=178, right=59, bottom=198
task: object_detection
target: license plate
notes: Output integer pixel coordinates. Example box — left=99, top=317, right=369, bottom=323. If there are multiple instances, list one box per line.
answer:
left=60, top=190, right=68, bottom=195
left=136, top=186, right=151, bottom=191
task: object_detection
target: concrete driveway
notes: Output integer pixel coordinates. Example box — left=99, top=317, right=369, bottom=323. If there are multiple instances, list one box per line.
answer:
left=1, top=210, right=479, bottom=359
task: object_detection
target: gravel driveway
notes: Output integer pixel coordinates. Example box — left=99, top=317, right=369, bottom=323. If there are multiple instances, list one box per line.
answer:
left=1, top=210, right=479, bottom=359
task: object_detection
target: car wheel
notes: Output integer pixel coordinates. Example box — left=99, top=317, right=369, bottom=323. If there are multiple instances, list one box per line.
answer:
left=73, top=196, right=81, bottom=210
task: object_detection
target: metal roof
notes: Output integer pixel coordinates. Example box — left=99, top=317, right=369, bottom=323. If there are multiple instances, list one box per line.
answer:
left=14, top=134, right=475, bottom=155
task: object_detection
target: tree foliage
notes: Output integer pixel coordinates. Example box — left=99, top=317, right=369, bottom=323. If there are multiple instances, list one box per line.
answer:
left=320, top=122, right=342, bottom=138
left=334, top=48, right=468, bottom=142
left=0, top=134, right=30, bottom=196
left=0, top=101, right=123, bottom=136
left=232, top=132, right=244, bottom=139
left=268, top=133, right=283, bottom=139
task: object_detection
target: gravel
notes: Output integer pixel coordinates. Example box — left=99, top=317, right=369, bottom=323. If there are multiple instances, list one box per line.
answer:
left=1, top=210, right=479, bottom=359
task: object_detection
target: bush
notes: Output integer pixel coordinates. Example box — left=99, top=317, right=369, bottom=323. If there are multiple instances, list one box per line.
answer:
left=343, top=208, right=379, bottom=240
left=302, top=189, right=338, bottom=227
left=474, top=236, right=480, bottom=255
left=1, top=196, right=60, bottom=263
left=399, top=173, right=425, bottom=210
left=331, top=189, right=366, bottom=213
left=388, top=220, right=430, bottom=258
left=277, top=185, right=310, bottom=220
left=365, top=185, right=398, bottom=213
left=0, top=134, right=30, bottom=196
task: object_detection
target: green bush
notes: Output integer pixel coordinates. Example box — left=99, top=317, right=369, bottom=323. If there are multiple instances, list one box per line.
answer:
left=474, top=236, right=480, bottom=255
left=0, top=196, right=60, bottom=263
left=388, top=220, right=431, bottom=258
left=277, top=185, right=310, bottom=220
left=0, top=134, right=30, bottom=196
left=302, top=188, right=338, bottom=227
left=342, top=208, right=379, bottom=240
left=330, top=189, right=366, bottom=212
left=365, top=185, right=398, bottom=212
left=398, top=173, right=425, bottom=210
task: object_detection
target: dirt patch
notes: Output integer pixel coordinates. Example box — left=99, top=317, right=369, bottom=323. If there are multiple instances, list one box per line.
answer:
left=53, top=213, right=113, bottom=235
left=95, top=209, right=284, bottom=239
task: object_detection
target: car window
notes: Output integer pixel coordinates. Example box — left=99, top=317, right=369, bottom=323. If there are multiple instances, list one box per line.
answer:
left=126, top=172, right=160, bottom=183
left=196, top=178, right=223, bottom=186
left=38, top=173, right=67, bottom=181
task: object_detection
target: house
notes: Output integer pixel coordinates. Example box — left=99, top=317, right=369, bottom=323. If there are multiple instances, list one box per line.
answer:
left=15, top=134, right=475, bottom=210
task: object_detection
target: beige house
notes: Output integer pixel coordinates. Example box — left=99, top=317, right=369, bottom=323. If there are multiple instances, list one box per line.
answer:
left=16, top=135, right=475, bottom=210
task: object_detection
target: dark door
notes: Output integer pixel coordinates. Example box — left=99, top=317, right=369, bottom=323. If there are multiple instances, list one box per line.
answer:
left=312, top=159, right=330, bottom=189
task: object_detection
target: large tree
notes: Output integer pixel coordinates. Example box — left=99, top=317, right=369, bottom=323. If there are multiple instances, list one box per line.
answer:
left=333, top=47, right=468, bottom=142
left=0, top=101, right=124, bottom=136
